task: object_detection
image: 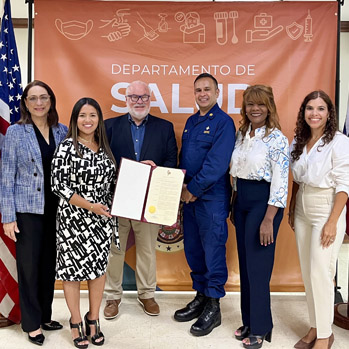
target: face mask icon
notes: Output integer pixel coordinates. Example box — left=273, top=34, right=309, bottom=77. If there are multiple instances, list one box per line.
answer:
left=55, top=19, right=93, bottom=40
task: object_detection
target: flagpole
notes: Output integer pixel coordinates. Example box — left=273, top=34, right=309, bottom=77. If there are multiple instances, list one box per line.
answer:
left=25, top=0, right=33, bottom=83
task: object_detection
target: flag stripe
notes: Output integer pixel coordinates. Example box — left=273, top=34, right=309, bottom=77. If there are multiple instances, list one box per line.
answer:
left=0, top=292, right=14, bottom=317
left=0, top=98, right=10, bottom=123
left=0, top=111, right=9, bottom=134
left=0, top=238, right=17, bottom=281
left=0, top=0, right=22, bottom=324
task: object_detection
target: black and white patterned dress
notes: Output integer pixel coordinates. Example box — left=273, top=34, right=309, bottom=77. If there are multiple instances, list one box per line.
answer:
left=51, top=138, right=118, bottom=281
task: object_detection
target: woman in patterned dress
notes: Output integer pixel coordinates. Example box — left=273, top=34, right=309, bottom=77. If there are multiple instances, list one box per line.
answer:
left=51, top=97, right=118, bottom=348
left=230, top=85, right=289, bottom=349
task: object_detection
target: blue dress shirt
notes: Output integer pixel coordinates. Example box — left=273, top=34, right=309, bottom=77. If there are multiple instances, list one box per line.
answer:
left=128, top=113, right=148, bottom=161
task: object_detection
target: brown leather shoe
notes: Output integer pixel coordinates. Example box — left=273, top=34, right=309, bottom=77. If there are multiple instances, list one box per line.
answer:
left=137, top=297, right=160, bottom=316
left=103, top=299, right=121, bottom=319
left=293, top=338, right=316, bottom=349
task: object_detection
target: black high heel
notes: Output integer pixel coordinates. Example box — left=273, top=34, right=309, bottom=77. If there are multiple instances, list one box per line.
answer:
left=69, top=319, right=89, bottom=349
left=235, top=325, right=250, bottom=340
left=84, top=312, right=105, bottom=346
left=243, top=330, right=272, bottom=349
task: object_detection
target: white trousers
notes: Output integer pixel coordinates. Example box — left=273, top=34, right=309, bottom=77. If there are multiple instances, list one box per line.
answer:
left=294, top=184, right=346, bottom=338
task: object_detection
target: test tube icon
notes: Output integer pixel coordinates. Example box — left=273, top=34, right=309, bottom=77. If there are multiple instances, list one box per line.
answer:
left=304, top=10, right=313, bottom=42
left=214, top=12, right=229, bottom=45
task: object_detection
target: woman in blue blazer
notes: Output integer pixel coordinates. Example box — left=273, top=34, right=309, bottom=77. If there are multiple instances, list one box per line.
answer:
left=0, top=80, right=67, bottom=346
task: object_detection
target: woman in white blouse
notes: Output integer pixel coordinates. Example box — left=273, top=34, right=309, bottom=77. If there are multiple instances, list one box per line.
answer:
left=230, top=85, right=289, bottom=349
left=289, top=90, right=349, bottom=349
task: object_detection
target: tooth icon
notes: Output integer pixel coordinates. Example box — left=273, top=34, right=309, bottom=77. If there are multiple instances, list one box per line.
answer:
left=55, top=19, right=93, bottom=40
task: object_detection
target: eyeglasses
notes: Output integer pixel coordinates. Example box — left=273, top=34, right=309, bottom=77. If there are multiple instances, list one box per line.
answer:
left=126, top=94, right=150, bottom=103
left=26, top=95, right=50, bottom=104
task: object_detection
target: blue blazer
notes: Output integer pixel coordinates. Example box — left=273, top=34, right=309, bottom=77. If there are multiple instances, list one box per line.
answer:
left=0, top=123, right=68, bottom=223
left=105, top=113, right=178, bottom=168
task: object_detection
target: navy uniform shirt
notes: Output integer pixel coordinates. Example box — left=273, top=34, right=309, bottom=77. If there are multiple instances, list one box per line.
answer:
left=179, top=103, right=236, bottom=201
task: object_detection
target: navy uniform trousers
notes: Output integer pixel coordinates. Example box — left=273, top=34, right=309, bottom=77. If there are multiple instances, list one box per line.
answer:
left=234, top=178, right=284, bottom=335
left=183, top=199, right=229, bottom=299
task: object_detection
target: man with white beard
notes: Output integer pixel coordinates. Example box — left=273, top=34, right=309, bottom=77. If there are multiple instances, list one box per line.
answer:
left=103, top=80, right=177, bottom=318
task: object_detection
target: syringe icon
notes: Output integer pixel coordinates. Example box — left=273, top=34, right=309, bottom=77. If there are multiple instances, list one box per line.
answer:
left=304, top=9, right=313, bottom=42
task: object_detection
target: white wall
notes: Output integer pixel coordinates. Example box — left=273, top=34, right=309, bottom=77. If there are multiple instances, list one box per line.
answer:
left=4, top=0, right=349, bottom=127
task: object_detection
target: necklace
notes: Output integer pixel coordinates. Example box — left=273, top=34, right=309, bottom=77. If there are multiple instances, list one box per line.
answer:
left=310, top=134, right=322, bottom=141
left=78, top=136, right=94, bottom=144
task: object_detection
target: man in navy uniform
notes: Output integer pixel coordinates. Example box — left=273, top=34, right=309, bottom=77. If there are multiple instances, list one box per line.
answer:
left=174, top=73, right=236, bottom=336
left=104, top=80, right=177, bottom=318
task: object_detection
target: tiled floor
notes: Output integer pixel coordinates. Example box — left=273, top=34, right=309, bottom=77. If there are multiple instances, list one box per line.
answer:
left=1, top=243, right=348, bottom=349
left=1, top=291, right=348, bottom=349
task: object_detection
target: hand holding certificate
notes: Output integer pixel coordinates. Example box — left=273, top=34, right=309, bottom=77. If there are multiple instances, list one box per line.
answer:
left=111, top=158, right=185, bottom=226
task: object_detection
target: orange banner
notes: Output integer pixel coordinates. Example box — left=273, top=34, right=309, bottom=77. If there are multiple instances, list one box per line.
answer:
left=35, top=0, right=338, bottom=291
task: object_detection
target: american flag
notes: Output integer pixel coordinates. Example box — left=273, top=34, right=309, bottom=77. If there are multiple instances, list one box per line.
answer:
left=0, top=0, right=22, bottom=324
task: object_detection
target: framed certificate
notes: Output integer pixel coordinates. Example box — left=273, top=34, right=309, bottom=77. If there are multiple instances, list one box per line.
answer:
left=111, top=158, right=185, bottom=226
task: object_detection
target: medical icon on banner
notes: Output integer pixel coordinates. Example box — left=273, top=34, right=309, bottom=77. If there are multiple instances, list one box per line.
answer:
left=303, top=10, right=313, bottom=42
left=175, top=12, right=205, bottom=44
left=230, top=11, right=239, bottom=44
left=213, top=11, right=239, bottom=45
left=285, top=9, right=312, bottom=41
left=136, top=12, right=159, bottom=41
left=246, top=13, right=283, bottom=43
left=55, top=19, right=93, bottom=40
left=286, top=22, right=304, bottom=40
left=54, top=8, right=314, bottom=45
left=214, top=12, right=229, bottom=45
left=99, top=8, right=131, bottom=42
left=158, top=13, right=169, bottom=33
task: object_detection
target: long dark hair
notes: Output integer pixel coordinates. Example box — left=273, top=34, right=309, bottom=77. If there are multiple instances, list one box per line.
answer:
left=66, top=97, right=116, bottom=165
left=239, top=85, right=281, bottom=139
left=18, top=80, right=59, bottom=127
left=291, top=90, right=337, bottom=162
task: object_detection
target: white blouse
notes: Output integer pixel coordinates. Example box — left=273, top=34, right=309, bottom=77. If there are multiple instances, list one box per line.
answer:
left=230, top=125, right=289, bottom=208
left=290, top=131, right=349, bottom=195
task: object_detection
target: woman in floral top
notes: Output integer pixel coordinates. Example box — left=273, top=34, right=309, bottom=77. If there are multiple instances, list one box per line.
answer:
left=230, top=85, right=289, bottom=349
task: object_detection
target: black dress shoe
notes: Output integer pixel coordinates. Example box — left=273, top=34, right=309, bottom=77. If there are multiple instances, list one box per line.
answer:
left=174, top=292, right=208, bottom=322
left=41, top=320, right=63, bottom=331
left=28, top=333, right=45, bottom=346
left=190, top=297, right=221, bottom=336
